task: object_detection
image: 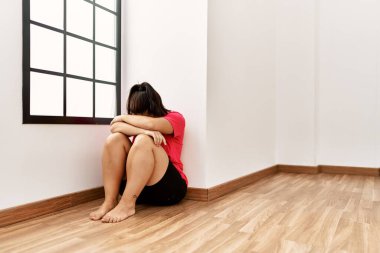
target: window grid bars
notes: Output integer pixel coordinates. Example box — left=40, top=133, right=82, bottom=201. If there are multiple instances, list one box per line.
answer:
left=23, top=0, right=121, bottom=125
left=92, top=0, right=96, bottom=118
left=63, top=0, right=67, bottom=116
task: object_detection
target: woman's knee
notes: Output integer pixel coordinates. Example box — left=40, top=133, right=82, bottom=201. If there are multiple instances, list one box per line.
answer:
left=105, top=133, right=130, bottom=148
left=132, top=134, right=154, bottom=149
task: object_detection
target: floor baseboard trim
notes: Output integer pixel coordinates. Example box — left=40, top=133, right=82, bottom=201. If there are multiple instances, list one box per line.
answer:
left=277, top=165, right=319, bottom=174
left=186, top=165, right=278, bottom=202
left=319, top=165, right=379, bottom=176
left=185, top=187, right=208, bottom=202
left=0, top=187, right=104, bottom=228
left=278, top=164, right=380, bottom=177
left=207, top=166, right=278, bottom=201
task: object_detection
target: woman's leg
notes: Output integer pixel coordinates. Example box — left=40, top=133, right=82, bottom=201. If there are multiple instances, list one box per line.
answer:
left=101, top=134, right=169, bottom=223
left=89, top=133, right=132, bottom=220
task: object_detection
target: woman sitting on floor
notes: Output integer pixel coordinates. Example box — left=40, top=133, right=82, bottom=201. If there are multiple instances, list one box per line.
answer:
left=89, top=82, right=188, bottom=223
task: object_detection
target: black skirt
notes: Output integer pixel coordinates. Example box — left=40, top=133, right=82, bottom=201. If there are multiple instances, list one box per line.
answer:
left=119, top=161, right=187, bottom=206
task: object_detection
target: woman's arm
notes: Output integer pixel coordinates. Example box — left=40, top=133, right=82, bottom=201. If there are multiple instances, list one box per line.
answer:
left=111, top=115, right=173, bottom=135
left=110, top=121, right=146, bottom=137
left=110, top=122, right=167, bottom=146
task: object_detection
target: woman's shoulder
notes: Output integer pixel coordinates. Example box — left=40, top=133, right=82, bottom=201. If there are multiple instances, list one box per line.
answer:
left=165, top=111, right=185, bottom=127
left=166, top=111, right=185, bottom=120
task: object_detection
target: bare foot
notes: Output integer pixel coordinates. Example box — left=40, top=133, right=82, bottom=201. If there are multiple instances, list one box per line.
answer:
left=101, top=201, right=135, bottom=223
left=89, top=200, right=118, bottom=220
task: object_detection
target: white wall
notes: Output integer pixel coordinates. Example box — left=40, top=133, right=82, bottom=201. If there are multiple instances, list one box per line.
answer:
left=275, top=0, right=380, bottom=168
left=206, top=0, right=277, bottom=187
left=3, top=0, right=379, bottom=210
left=123, top=0, right=208, bottom=187
left=275, top=0, right=316, bottom=166
left=317, top=0, right=379, bottom=167
left=0, top=0, right=208, bottom=210
left=0, top=1, right=109, bottom=210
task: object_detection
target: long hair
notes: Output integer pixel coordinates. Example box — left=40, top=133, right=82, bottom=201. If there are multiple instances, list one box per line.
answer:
left=127, top=82, right=170, bottom=117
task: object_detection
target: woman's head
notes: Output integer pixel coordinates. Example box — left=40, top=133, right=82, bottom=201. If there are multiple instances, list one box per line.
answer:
left=127, top=82, right=169, bottom=117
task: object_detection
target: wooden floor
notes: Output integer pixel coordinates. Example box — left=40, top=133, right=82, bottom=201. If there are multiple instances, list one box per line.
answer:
left=1, top=172, right=380, bottom=253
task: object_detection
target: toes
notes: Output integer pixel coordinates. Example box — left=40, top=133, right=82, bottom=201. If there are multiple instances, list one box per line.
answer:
left=109, top=216, right=119, bottom=223
left=101, top=215, right=110, bottom=223
left=89, top=213, right=98, bottom=220
left=90, top=210, right=107, bottom=221
left=103, top=215, right=128, bottom=223
left=100, top=212, right=128, bottom=223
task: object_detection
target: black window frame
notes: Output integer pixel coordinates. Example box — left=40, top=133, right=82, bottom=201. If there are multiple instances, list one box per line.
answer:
left=22, top=0, right=121, bottom=125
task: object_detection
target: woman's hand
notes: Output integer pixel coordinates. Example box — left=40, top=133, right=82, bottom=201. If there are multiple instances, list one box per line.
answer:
left=110, top=115, right=126, bottom=125
left=110, top=122, right=124, bottom=133
left=144, top=130, right=167, bottom=146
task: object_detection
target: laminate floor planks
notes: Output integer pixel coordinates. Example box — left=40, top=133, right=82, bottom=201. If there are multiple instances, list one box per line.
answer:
left=1, top=172, right=379, bottom=253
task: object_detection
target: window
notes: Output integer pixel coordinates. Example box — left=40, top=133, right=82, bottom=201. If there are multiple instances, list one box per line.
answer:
left=23, top=0, right=121, bottom=124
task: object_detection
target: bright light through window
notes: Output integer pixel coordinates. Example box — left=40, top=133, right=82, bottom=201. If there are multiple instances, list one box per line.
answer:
left=23, top=0, right=121, bottom=124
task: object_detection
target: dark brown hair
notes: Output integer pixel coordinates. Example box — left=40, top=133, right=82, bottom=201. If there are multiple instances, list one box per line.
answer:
left=127, top=82, right=170, bottom=117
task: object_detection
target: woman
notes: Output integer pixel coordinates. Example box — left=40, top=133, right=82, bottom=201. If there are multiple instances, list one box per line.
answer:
left=89, top=82, right=188, bottom=223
